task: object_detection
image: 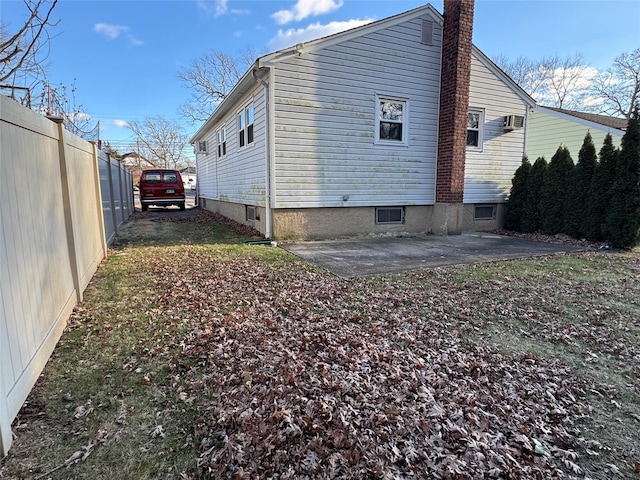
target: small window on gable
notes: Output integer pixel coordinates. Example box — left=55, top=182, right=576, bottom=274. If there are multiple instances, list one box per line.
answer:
left=217, top=127, right=227, bottom=157
left=474, top=204, right=496, bottom=220
left=376, top=207, right=405, bottom=224
left=375, top=95, right=408, bottom=145
left=467, top=108, right=485, bottom=151
left=239, top=104, right=254, bottom=148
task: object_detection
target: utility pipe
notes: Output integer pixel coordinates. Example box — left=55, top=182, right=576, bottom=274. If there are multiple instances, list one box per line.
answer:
left=253, top=67, right=272, bottom=240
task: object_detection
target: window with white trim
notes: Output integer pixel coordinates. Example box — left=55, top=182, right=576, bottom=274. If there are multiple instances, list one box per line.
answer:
left=239, top=104, right=254, bottom=148
left=217, top=126, right=227, bottom=157
left=467, top=108, right=484, bottom=150
left=375, top=95, right=408, bottom=145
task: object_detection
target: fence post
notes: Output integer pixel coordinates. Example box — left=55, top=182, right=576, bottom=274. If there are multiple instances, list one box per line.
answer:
left=53, top=119, right=83, bottom=303
left=0, top=343, right=12, bottom=456
left=107, top=156, right=118, bottom=240
left=91, top=143, right=108, bottom=258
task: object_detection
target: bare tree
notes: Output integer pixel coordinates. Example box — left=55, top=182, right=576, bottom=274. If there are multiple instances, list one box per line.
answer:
left=127, top=116, right=191, bottom=169
left=0, top=0, right=59, bottom=104
left=588, top=48, right=640, bottom=119
left=178, top=45, right=265, bottom=123
left=494, top=54, right=548, bottom=100
left=35, top=79, right=96, bottom=137
left=540, top=53, right=591, bottom=109
left=494, top=53, right=592, bottom=109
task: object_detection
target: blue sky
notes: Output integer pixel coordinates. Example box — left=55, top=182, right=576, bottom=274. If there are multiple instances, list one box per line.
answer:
left=3, top=0, right=639, bottom=151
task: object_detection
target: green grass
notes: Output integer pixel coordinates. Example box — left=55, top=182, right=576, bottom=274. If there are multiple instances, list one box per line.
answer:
left=1, top=215, right=639, bottom=479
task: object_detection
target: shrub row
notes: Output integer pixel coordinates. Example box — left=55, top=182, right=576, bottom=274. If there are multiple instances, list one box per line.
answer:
left=505, top=113, right=640, bottom=248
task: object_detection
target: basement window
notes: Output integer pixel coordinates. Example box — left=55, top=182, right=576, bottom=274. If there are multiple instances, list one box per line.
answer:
left=376, top=207, right=405, bottom=224
left=467, top=108, right=485, bottom=151
left=474, top=204, right=496, bottom=220
left=246, top=205, right=255, bottom=222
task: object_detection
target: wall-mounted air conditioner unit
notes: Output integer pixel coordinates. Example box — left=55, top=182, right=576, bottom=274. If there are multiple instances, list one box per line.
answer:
left=197, top=141, right=207, bottom=153
left=503, top=115, right=525, bottom=131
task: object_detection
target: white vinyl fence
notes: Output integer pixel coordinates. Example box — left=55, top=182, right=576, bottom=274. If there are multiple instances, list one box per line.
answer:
left=0, top=95, right=133, bottom=456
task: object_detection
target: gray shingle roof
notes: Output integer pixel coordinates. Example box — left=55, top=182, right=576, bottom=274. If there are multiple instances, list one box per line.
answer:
left=545, top=107, right=627, bottom=131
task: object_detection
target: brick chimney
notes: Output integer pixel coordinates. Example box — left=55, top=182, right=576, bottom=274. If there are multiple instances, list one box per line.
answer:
left=433, top=0, right=474, bottom=234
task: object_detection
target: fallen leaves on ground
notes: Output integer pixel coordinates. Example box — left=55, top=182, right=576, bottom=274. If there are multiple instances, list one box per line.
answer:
left=129, top=241, right=639, bottom=479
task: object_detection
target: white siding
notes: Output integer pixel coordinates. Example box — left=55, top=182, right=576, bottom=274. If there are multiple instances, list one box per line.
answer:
left=196, top=84, right=267, bottom=206
left=527, top=108, right=623, bottom=162
left=464, top=55, right=529, bottom=203
left=272, top=16, right=442, bottom=208
left=195, top=130, right=218, bottom=200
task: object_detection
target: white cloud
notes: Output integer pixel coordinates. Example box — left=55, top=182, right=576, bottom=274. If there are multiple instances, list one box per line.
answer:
left=272, top=0, right=343, bottom=25
left=67, top=112, right=92, bottom=122
left=95, top=23, right=129, bottom=39
left=197, top=0, right=228, bottom=17
left=112, top=119, right=130, bottom=128
left=94, top=23, right=142, bottom=46
left=268, top=18, right=372, bottom=51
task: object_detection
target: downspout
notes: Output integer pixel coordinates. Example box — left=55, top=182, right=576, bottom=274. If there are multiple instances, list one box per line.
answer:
left=523, top=106, right=531, bottom=158
left=253, top=66, right=272, bottom=240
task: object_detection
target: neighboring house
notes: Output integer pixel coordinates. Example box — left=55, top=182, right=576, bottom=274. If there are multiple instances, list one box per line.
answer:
left=527, top=106, right=625, bottom=162
left=180, top=166, right=197, bottom=191
left=190, top=1, right=535, bottom=241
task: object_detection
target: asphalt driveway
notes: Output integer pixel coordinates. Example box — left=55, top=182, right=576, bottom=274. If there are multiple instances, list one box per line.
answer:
left=282, top=232, right=586, bottom=277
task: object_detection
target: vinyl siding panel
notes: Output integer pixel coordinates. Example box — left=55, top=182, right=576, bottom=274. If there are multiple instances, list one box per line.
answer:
left=195, top=130, right=217, bottom=200
left=464, top=55, right=529, bottom=203
left=526, top=108, right=623, bottom=162
left=272, top=16, right=442, bottom=208
left=196, top=84, right=267, bottom=206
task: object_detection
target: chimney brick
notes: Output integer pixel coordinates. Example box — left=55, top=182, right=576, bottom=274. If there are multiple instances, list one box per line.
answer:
left=436, top=0, right=475, bottom=204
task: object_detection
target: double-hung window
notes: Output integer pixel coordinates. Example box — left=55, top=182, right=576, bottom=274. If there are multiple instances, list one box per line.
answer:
left=239, top=104, right=254, bottom=148
left=217, top=127, right=227, bottom=157
left=375, top=95, right=408, bottom=145
left=467, top=108, right=484, bottom=151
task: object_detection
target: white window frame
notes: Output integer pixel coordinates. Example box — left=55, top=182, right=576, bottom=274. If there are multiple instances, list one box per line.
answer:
left=217, top=126, right=227, bottom=158
left=238, top=103, right=254, bottom=149
left=467, top=108, right=485, bottom=152
left=375, top=94, right=409, bottom=146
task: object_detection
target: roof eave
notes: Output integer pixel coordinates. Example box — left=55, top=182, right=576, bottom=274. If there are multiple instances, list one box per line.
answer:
left=190, top=60, right=261, bottom=143
left=536, top=106, right=626, bottom=136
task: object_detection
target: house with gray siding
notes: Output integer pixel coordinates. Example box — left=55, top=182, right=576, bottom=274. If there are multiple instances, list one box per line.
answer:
left=527, top=106, right=625, bottom=162
left=190, top=1, right=534, bottom=241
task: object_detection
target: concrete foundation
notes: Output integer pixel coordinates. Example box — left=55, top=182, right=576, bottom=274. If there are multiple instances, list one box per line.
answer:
left=431, top=203, right=464, bottom=235
left=199, top=197, right=505, bottom=241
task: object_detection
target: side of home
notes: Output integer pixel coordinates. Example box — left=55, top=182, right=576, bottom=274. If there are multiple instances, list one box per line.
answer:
left=192, top=2, right=534, bottom=241
left=464, top=49, right=532, bottom=221
left=527, top=106, right=625, bottom=161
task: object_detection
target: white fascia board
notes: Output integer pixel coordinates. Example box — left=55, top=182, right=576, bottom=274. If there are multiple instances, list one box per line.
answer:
left=259, top=4, right=442, bottom=63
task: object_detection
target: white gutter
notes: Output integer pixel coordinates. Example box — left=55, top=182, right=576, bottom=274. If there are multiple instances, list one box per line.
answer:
left=252, top=67, right=273, bottom=240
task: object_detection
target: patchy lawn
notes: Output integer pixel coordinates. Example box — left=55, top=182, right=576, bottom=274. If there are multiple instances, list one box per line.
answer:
left=1, top=210, right=639, bottom=479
